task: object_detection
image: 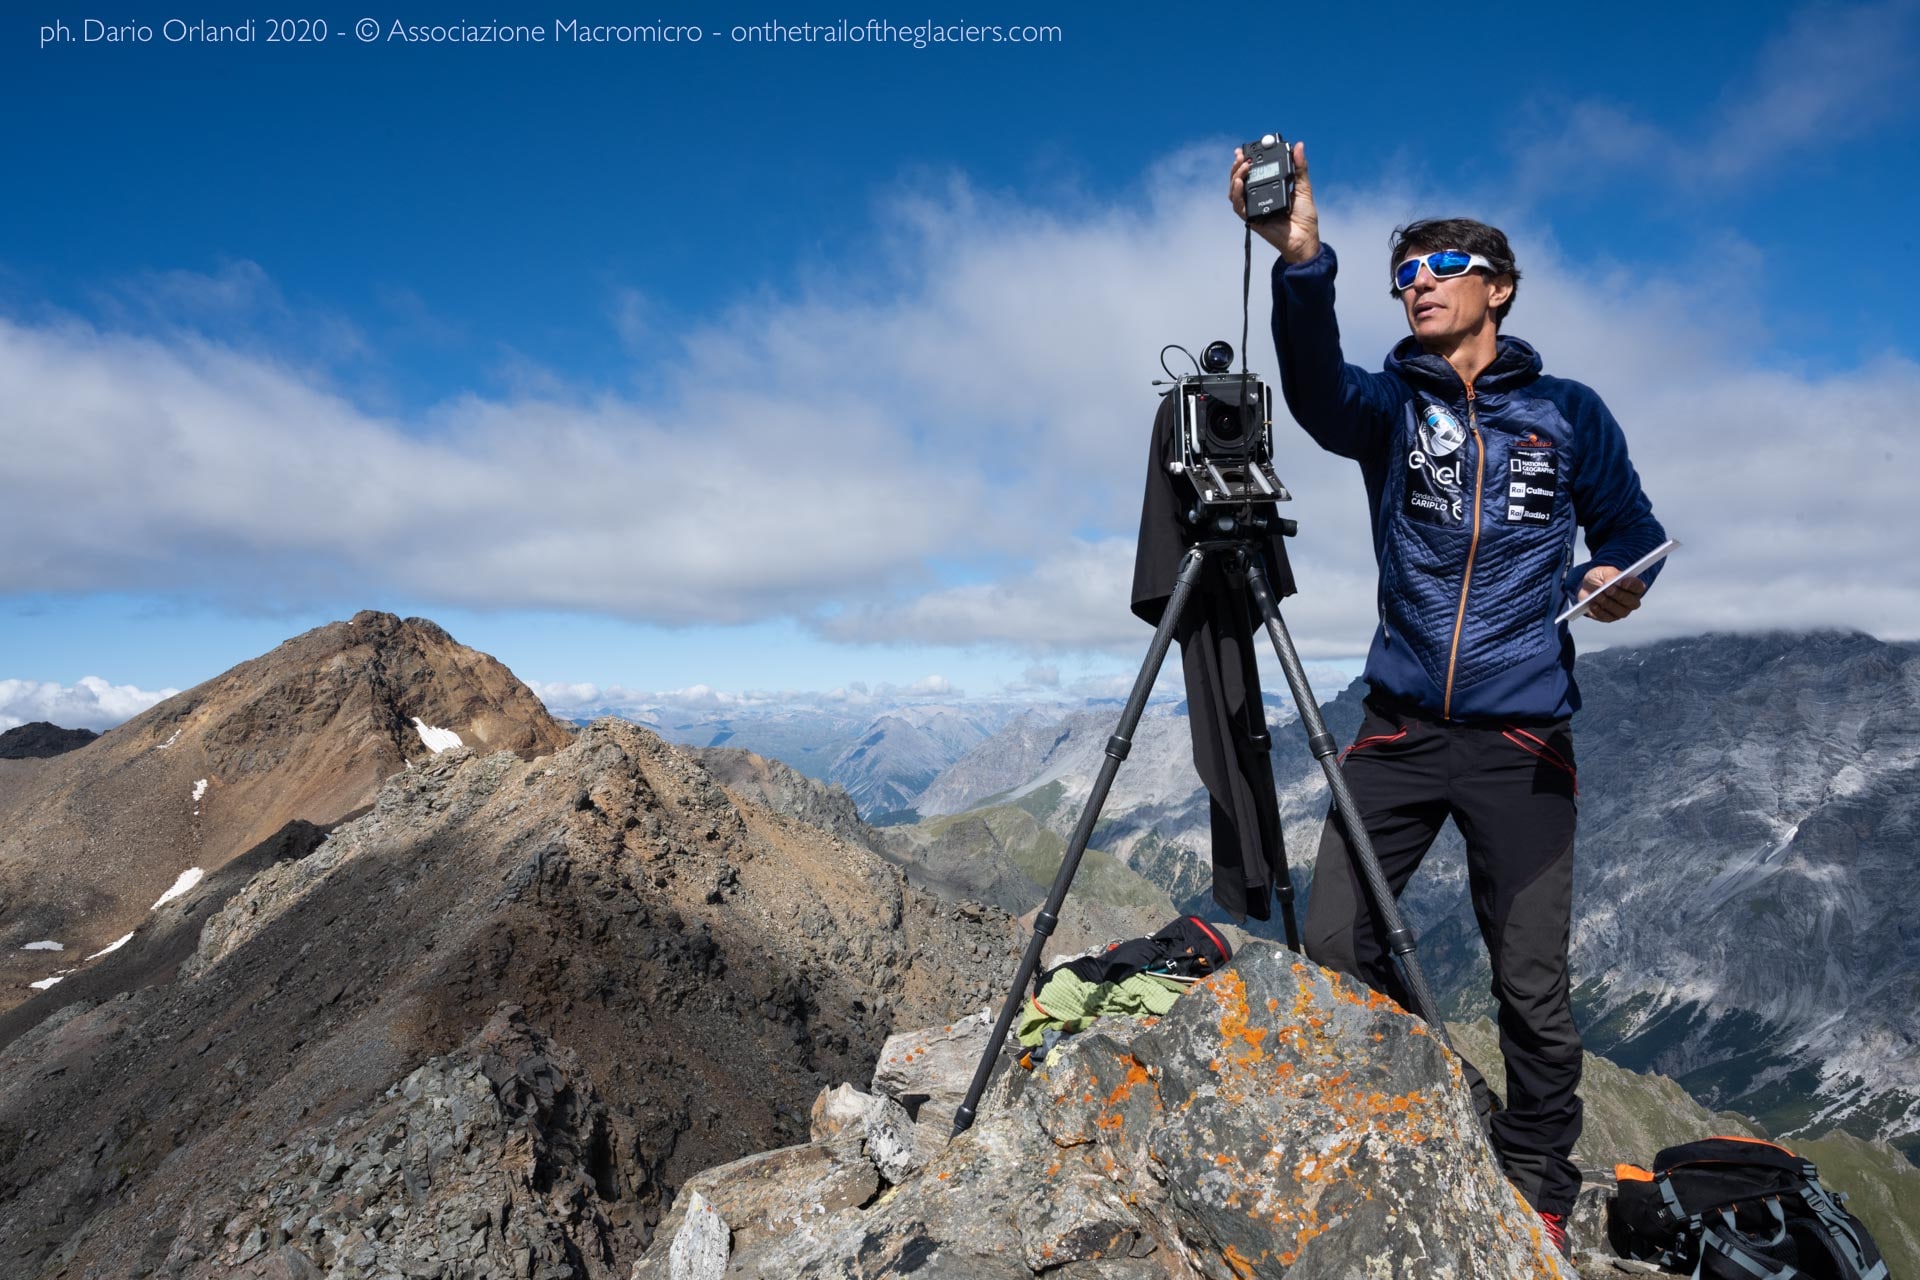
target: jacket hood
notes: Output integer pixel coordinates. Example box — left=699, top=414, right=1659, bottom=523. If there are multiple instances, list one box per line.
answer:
left=1385, top=333, right=1544, bottom=395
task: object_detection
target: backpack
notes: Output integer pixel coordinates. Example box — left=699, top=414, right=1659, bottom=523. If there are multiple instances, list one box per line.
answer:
left=1033, top=915, right=1233, bottom=992
left=1608, top=1137, right=1889, bottom=1279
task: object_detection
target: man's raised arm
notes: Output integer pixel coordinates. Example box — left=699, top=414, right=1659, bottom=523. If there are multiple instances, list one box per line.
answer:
left=1230, top=142, right=1398, bottom=462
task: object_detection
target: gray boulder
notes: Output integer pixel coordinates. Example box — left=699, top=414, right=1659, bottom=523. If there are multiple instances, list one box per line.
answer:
left=635, top=943, right=1573, bottom=1278
left=807, top=1084, right=920, bottom=1183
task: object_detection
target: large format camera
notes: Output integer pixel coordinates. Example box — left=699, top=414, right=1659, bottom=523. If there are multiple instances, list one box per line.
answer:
left=1170, top=340, right=1289, bottom=509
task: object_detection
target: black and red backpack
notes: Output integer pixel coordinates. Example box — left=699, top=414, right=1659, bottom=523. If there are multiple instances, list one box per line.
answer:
left=1609, top=1137, right=1888, bottom=1279
left=1033, top=914, right=1233, bottom=992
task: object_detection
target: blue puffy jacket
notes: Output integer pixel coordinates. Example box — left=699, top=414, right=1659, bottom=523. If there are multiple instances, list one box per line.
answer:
left=1271, top=245, right=1667, bottom=722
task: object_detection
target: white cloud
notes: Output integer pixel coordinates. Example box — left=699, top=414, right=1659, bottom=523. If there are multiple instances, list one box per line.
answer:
left=0, top=318, right=1002, bottom=625
left=1064, top=671, right=1150, bottom=701
left=532, top=680, right=821, bottom=721
left=1, top=117, right=1915, bottom=666
left=529, top=674, right=993, bottom=723
left=0, top=675, right=178, bottom=732
left=817, top=538, right=1142, bottom=651
left=524, top=680, right=603, bottom=707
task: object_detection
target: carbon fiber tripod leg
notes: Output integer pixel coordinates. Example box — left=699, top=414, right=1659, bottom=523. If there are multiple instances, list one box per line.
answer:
left=1240, top=554, right=1453, bottom=1052
left=950, top=546, right=1209, bottom=1137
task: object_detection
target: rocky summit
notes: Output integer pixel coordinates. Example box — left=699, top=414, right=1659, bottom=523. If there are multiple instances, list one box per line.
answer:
left=0, top=722, right=99, bottom=760
left=0, top=611, right=574, bottom=1012
left=634, top=942, right=1572, bottom=1279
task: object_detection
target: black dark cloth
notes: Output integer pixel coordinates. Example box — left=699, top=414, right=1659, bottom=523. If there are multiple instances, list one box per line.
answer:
left=1037, top=915, right=1235, bottom=991
left=1130, top=391, right=1297, bottom=922
left=1301, top=693, right=1584, bottom=1215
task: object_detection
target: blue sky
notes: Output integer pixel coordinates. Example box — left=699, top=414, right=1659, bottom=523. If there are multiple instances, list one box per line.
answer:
left=3, top=0, right=1918, bottom=727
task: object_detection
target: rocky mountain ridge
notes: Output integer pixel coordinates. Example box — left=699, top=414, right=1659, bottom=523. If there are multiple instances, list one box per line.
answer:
left=1562, top=631, right=1920, bottom=1153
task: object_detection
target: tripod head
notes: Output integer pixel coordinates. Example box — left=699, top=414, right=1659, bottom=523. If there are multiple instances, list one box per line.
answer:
left=1185, top=503, right=1299, bottom=544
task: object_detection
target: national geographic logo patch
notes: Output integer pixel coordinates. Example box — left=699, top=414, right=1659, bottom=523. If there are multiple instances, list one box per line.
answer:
left=1506, top=446, right=1557, bottom=525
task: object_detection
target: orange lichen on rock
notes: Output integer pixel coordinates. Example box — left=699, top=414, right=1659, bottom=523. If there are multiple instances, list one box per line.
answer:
left=1105, top=1059, right=1151, bottom=1107
left=1280, top=1214, right=1336, bottom=1266
left=1212, top=970, right=1270, bottom=1069
left=1341, top=985, right=1400, bottom=1012
left=1222, top=1244, right=1262, bottom=1279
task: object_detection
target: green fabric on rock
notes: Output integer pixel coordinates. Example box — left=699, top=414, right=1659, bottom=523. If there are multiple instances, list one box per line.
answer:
left=1017, top=970, right=1189, bottom=1047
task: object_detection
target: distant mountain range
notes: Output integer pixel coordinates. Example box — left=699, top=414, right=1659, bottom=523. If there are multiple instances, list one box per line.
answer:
left=635, top=699, right=1107, bottom=821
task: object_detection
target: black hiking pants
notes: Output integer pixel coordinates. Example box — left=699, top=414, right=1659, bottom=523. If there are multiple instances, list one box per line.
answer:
left=1302, top=692, right=1583, bottom=1216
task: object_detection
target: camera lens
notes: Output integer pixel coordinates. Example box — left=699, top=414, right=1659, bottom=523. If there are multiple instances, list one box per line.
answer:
left=1206, top=399, right=1245, bottom=445
left=1202, top=341, right=1234, bottom=373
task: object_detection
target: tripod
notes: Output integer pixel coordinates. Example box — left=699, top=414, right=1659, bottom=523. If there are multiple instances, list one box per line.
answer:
left=951, top=517, right=1452, bottom=1136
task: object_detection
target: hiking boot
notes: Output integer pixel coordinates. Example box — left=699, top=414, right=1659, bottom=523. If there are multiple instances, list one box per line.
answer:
left=1537, top=1210, right=1571, bottom=1259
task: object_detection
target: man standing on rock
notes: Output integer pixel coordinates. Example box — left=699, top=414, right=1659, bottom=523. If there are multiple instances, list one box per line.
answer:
left=1229, top=142, right=1667, bottom=1255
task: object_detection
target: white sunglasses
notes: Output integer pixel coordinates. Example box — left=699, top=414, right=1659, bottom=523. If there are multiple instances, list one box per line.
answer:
left=1391, top=249, right=1496, bottom=295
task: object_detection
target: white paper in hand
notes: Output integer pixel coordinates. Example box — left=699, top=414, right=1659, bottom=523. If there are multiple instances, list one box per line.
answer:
left=1556, top=539, right=1679, bottom=624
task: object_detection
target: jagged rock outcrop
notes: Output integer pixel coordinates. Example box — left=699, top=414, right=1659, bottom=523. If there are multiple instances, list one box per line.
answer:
left=0, top=715, right=1021, bottom=1278
left=0, top=722, right=98, bottom=760
left=0, top=611, right=574, bottom=1012
left=635, top=945, right=1573, bottom=1279
left=162, top=1006, right=621, bottom=1279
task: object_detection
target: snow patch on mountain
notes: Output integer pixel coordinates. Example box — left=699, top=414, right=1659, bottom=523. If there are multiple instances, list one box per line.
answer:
left=412, top=718, right=463, bottom=753
left=150, top=867, right=204, bottom=910
left=86, top=932, right=134, bottom=960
